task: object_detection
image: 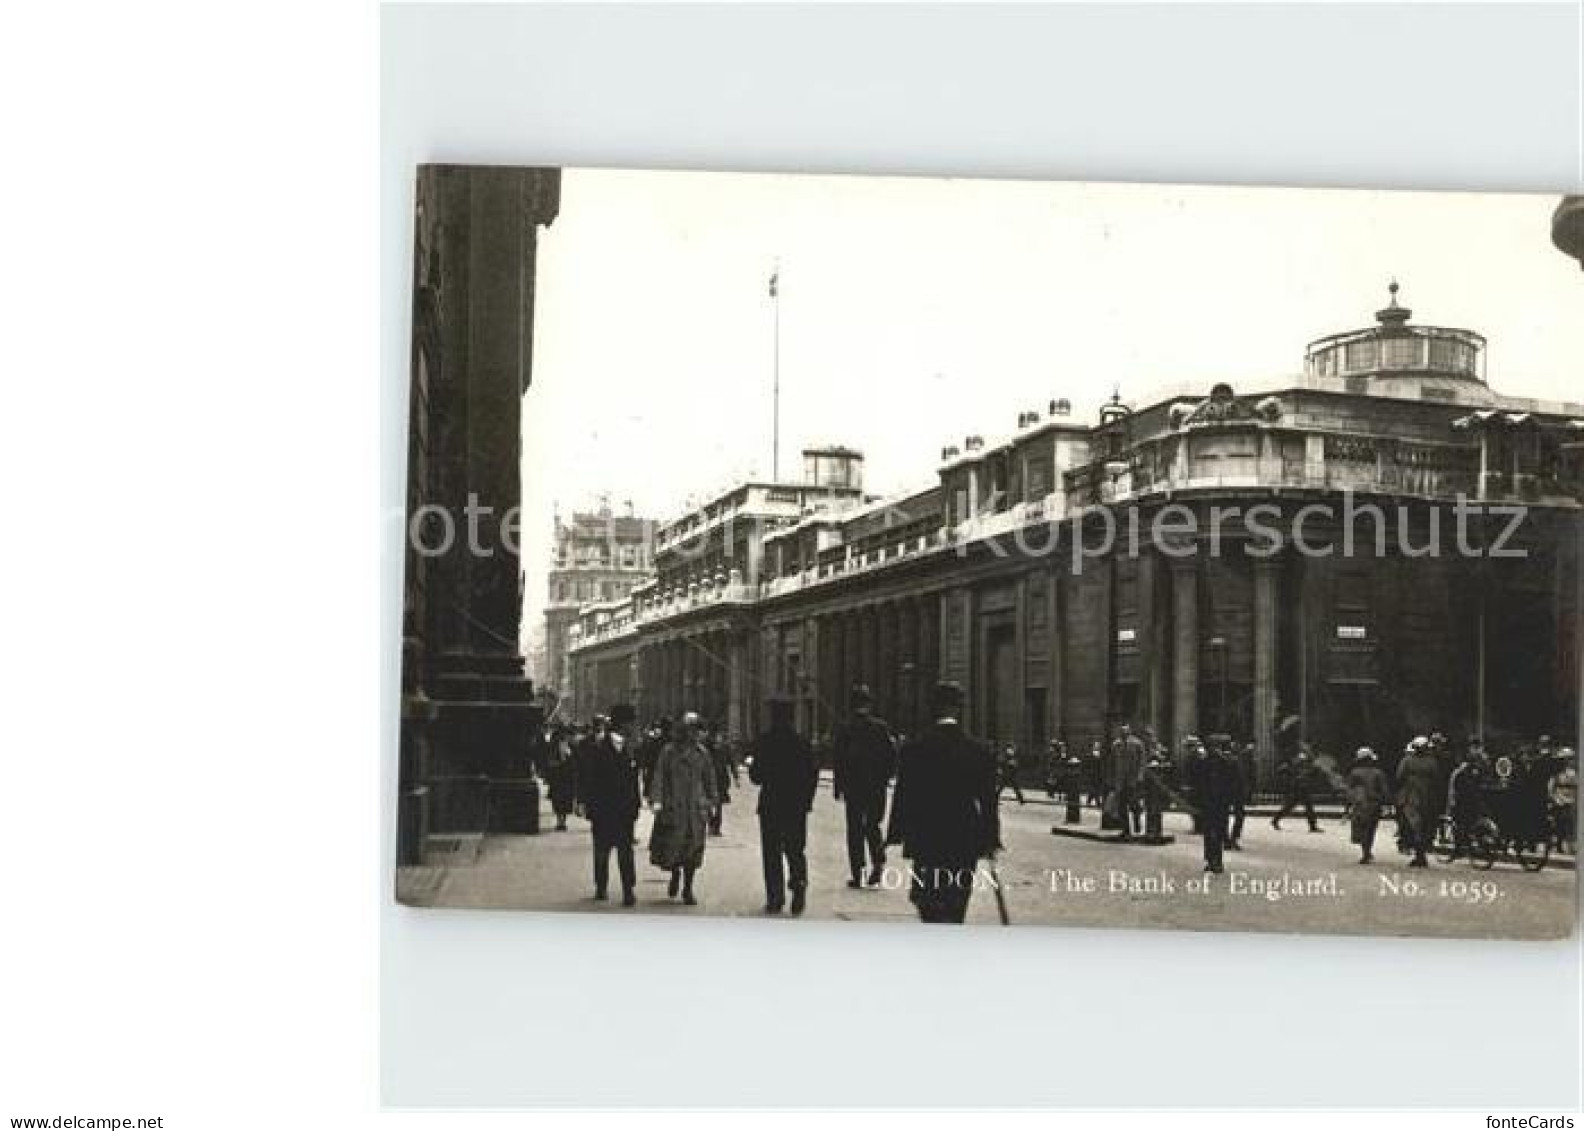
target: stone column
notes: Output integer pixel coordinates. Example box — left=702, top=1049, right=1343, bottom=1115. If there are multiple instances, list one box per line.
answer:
left=699, top=631, right=716, bottom=722
left=857, top=606, right=875, bottom=697
left=715, top=629, right=730, bottom=723
left=1048, top=566, right=1065, bottom=743
left=802, top=617, right=820, bottom=735
left=917, top=592, right=939, bottom=727
left=1140, top=553, right=1169, bottom=740
left=672, top=638, right=684, bottom=718
left=877, top=602, right=897, bottom=719
left=1171, top=559, right=1200, bottom=750
left=823, top=614, right=840, bottom=725
left=703, top=632, right=718, bottom=720
left=659, top=639, right=671, bottom=718
left=900, top=598, right=920, bottom=732
left=727, top=630, right=746, bottom=739
left=1253, top=556, right=1281, bottom=790
left=845, top=610, right=862, bottom=702
left=677, top=636, right=693, bottom=717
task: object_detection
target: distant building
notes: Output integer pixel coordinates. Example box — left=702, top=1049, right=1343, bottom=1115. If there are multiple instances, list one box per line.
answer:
left=566, top=447, right=867, bottom=725
left=541, top=504, right=657, bottom=704
left=570, top=289, right=1584, bottom=786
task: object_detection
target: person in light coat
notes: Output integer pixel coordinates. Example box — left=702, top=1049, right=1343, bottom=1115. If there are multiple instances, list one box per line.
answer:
left=648, top=712, right=718, bottom=905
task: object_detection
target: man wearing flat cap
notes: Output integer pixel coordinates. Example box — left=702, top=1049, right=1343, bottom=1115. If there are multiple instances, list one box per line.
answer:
left=886, top=681, right=999, bottom=924
left=749, top=695, right=819, bottom=915
left=831, top=683, right=898, bottom=888
left=576, top=704, right=642, bottom=905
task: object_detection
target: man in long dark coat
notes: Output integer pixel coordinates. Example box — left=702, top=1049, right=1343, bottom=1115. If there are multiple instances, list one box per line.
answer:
left=576, top=705, right=642, bottom=905
left=1190, top=736, right=1239, bottom=873
left=886, top=681, right=999, bottom=924
left=832, top=684, right=897, bottom=888
left=749, top=696, right=819, bottom=915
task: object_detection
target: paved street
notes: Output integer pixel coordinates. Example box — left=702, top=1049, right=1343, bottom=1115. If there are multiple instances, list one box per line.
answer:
left=398, top=778, right=1577, bottom=940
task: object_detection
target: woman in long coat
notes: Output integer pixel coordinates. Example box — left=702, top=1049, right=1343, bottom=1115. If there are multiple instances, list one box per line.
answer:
left=649, top=713, right=718, bottom=905
left=1396, top=736, right=1442, bottom=868
left=1345, top=747, right=1391, bottom=864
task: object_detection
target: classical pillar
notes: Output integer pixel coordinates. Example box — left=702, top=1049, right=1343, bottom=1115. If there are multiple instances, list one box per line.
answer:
left=917, top=592, right=939, bottom=729
left=1171, top=559, right=1200, bottom=750
left=727, top=630, right=746, bottom=739
left=830, top=613, right=847, bottom=732
left=673, top=638, right=685, bottom=717
left=715, top=629, right=730, bottom=723
left=1048, top=566, right=1065, bottom=744
left=1253, top=556, right=1281, bottom=788
left=802, top=617, right=820, bottom=735
left=823, top=614, right=840, bottom=726
left=700, top=631, right=716, bottom=722
left=704, top=631, right=720, bottom=720
left=857, top=606, right=876, bottom=696
left=1140, top=553, right=1169, bottom=740
left=877, top=602, right=897, bottom=719
left=900, top=598, right=920, bottom=732
left=845, top=610, right=862, bottom=702
left=679, top=636, right=694, bottom=717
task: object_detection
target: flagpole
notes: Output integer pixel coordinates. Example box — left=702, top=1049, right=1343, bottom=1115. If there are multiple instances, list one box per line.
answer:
left=771, top=262, right=781, bottom=481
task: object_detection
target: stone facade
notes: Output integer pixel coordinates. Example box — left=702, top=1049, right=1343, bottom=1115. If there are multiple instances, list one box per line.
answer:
left=568, top=292, right=1584, bottom=792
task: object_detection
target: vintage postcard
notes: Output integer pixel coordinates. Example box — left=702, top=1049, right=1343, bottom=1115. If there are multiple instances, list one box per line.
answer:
left=395, top=165, right=1582, bottom=939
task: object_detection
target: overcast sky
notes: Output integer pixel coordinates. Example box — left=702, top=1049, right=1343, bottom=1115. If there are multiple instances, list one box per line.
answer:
left=522, top=167, right=1582, bottom=639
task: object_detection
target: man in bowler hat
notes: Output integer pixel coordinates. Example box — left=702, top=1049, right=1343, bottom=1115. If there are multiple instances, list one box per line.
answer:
left=832, top=683, right=898, bottom=888
left=576, top=704, right=642, bottom=905
left=886, top=681, right=1000, bottom=924
left=749, top=696, right=819, bottom=914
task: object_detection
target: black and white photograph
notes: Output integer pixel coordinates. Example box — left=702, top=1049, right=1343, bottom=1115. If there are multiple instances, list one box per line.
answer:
left=11, top=0, right=1584, bottom=1124
left=395, top=165, right=1582, bottom=940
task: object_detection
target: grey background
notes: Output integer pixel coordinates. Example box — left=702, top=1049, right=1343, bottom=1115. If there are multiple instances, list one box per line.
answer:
left=382, top=3, right=1583, bottom=1109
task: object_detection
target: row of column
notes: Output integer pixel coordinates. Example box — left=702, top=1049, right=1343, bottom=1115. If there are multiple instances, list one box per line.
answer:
left=803, top=594, right=941, bottom=738
left=1166, top=556, right=1280, bottom=781
left=615, top=554, right=1282, bottom=773
left=636, top=628, right=741, bottom=729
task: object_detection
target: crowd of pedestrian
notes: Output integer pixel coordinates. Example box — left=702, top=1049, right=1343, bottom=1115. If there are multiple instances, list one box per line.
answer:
left=1026, top=721, right=1576, bottom=876
left=535, top=696, right=1575, bottom=921
left=537, top=681, right=999, bottom=923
